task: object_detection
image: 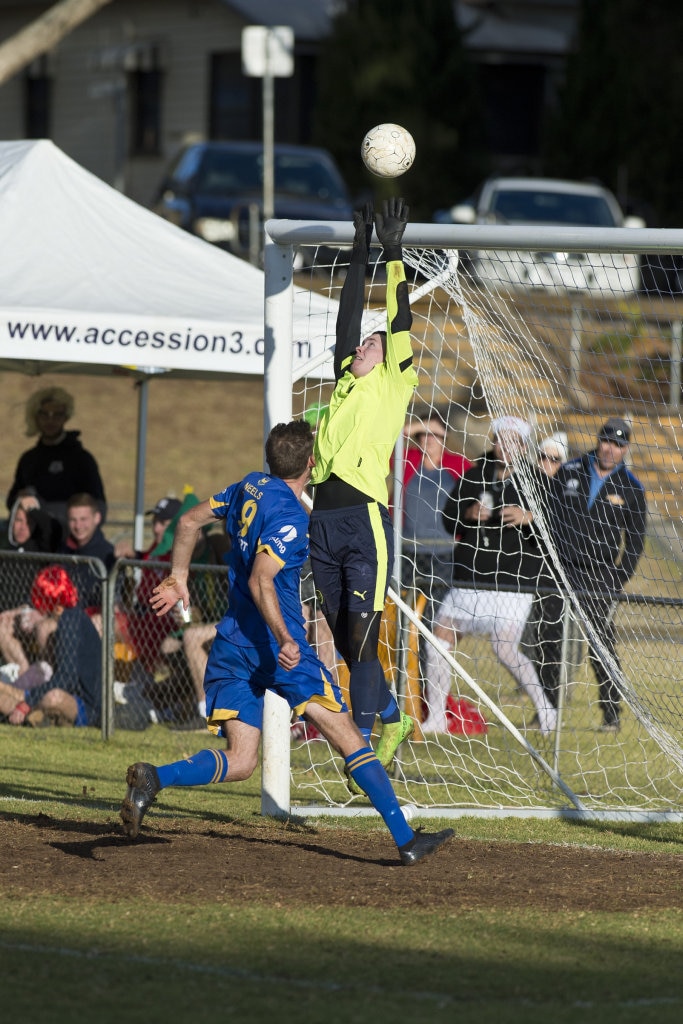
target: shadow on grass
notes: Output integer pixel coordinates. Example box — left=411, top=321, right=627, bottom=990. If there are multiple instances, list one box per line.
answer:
left=567, top=815, right=683, bottom=847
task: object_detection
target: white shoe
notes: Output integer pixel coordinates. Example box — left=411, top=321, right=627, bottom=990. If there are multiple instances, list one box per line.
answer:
left=538, top=706, right=557, bottom=736
left=420, top=717, right=448, bottom=735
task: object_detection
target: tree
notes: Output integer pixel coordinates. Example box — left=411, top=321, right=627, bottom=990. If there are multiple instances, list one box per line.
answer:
left=544, top=0, right=683, bottom=225
left=0, top=0, right=114, bottom=87
left=312, top=0, right=488, bottom=218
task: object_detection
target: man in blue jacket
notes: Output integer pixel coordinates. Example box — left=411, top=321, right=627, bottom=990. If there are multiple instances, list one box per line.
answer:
left=547, top=417, right=647, bottom=732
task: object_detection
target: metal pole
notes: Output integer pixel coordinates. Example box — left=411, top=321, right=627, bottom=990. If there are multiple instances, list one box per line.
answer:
left=553, top=595, right=572, bottom=774
left=670, top=319, right=682, bottom=412
left=262, top=31, right=274, bottom=222
left=391, top=431, right=407, bottom=714
left=569, top=304, right=582, bottom=402
left=261, top=228, right=294, bottom=817
left=133, top=378, right=149, bottom=553
left=101, top=561, right=114, bottom=740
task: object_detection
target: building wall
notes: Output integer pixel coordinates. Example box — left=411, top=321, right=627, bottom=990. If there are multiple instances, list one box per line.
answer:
left=0, top=0, right=246, bottom=205
left=0, top=1, right=581, bottom=207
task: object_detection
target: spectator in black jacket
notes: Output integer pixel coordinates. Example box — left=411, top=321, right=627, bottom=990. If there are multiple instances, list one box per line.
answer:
left=6, top=386, right=107, bottom=530
left=422, top=417, right=556, bottom=736
left=544, top=417, right=647, bottom=732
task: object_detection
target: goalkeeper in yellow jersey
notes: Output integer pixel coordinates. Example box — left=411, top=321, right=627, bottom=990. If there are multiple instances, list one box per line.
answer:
left=309, top=198, right=417, bottom=783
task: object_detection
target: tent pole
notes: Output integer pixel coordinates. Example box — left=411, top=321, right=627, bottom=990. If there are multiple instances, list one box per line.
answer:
left=133, top=377, right=149, bottom=552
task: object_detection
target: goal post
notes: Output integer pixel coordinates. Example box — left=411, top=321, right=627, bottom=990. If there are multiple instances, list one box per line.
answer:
left=262, top=217, right=683, bottom=822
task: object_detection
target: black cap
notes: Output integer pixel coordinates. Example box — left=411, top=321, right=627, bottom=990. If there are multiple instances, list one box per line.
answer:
left=146, top=496, right=182, bottom=520
left=599, top=417, right=630, bottom=446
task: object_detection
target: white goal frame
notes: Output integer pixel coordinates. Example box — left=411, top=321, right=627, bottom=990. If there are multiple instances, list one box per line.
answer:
left=261, top=217, right=683, bottom=823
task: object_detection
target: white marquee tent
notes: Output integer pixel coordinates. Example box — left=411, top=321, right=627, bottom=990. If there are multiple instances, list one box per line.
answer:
left=0, top=139, right=336, bottom=377
left=0, top=140, right=337, bottom=537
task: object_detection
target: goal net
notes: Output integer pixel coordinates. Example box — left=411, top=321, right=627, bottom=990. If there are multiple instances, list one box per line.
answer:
left=264, top=220, right=683, bottom=821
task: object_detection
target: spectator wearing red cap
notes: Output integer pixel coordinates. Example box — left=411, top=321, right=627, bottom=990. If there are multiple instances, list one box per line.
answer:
left=0, top=565, right=102, bottom=727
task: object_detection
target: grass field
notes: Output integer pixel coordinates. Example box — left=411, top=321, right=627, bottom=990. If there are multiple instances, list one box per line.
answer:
left=1, top=726, right=682, bottom=1024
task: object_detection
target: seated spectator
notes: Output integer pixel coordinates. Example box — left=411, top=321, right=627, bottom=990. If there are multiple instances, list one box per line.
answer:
left=0, top=493, right=63, bottom=674
left=117, top=493, right=230, bottom=725
left=115, top=496, right=184, bottom=674
left=0, top=565, right=102, bottom=727
left=58, top=492, right=115, bottom=610
left=6, top=386, right=107, bottom=531
left=0, top=492, right=61, bottom=557
left=7, top=492, right=118, bottom=665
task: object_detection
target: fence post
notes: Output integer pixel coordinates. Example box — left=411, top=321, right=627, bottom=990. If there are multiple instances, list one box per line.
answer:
left=670, top=319, right=682, bottom=413
left=553, top=595, right=572, bottom=774
left=101, top=560, right=116, bottom=740
left=568, top=303, right=583, bottom=403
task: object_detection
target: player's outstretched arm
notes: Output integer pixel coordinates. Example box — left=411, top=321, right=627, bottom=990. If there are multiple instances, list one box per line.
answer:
left=149, top=500, right=216, bottom=617
left=334, top=202, right=374, bottom=379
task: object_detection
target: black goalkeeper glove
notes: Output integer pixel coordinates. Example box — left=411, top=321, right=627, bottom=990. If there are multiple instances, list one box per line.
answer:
left=375, top=197, right=409, bottom=262
left=351, top=202, right=374, bottom=263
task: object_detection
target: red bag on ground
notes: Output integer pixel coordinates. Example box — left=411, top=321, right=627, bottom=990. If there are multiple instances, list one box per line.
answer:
left=445, top=695, right=488, bottom=735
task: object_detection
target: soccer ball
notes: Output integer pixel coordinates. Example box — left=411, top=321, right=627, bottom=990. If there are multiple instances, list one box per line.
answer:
left=361, top=124, right=416, bottom=179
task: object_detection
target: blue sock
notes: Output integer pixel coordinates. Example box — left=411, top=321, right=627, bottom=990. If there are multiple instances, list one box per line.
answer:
left=349, top=661, right=380, bottom=742
left=157, top=749, right=229, bottom=789
left=345, top=746, right=414, bottom=848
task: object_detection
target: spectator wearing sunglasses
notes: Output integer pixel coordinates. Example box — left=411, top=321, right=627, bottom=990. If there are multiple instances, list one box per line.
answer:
left=6, top=387, right=107, bottom=531
left=397, top=410, right=471, bottom=621
left=537, top=433, right=568, bottom=477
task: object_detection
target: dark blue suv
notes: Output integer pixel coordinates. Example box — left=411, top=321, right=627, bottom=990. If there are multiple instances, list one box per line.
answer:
left=152, top=140, right=353, bottom=266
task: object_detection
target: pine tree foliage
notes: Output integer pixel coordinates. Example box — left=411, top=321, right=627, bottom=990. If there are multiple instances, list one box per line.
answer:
left=312, top=0, right=487, bottom=217
left=545, top=0, right=683, bottom=225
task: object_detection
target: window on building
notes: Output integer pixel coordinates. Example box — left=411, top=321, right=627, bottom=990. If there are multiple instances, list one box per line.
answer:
left=129, top=65, right=162, bottom=157
left=479, top=62, right=546, bottom=158
left=24, top=57, right=51, bottom=138
left=209, top=53, right=260, bottom=140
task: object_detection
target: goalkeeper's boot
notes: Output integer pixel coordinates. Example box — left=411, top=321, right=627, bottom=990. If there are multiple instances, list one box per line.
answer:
left=399, top=827, right=455, bottom=866
left=120, top=762, right=161, bottom=838
left=376, top=711, right=415, bottom=770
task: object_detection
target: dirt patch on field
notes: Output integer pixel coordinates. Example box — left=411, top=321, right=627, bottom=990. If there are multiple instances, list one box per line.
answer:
left=1, top=812, right=682, bottom=911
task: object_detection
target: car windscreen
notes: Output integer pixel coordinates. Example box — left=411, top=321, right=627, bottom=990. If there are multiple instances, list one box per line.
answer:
left=490, top=189, right=618, bottom=227
left=195, top=150, right=348, bottom=202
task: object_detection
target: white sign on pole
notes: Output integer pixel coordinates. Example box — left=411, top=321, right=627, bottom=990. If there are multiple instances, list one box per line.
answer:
left=241, top=25, right=294, bottom=78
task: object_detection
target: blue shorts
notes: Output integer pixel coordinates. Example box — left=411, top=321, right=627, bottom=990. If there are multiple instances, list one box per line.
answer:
left=203, top=632, right=347, bottom=736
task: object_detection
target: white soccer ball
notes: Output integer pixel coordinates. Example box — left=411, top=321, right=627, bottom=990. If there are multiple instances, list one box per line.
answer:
left=361, top=123, right=416, bottom=179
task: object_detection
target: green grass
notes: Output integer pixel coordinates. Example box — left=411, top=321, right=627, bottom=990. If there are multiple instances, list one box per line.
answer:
left=291, top=630, right=683, bottom=814
left=2, top=900, right=681, bottom=1024
left=1, top=727, right=683, bottom=1023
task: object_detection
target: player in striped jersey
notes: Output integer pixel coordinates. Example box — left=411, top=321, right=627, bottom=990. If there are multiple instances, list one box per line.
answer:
left=120, top=420, right=453, bottom=865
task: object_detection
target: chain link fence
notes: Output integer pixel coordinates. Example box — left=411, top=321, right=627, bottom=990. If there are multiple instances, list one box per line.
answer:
left=0, top=550, right=229, bottom=737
